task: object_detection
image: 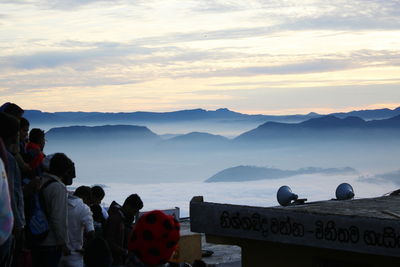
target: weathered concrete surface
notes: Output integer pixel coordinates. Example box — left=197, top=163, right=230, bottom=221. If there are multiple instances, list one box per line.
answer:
left=190, top=195, right=400, bottom=267
left=190, top=196, right=400, bottom=258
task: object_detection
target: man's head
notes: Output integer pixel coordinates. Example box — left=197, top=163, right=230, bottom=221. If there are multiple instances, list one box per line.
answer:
left=122, top=194, right=143, bottom=219
left=29, top=128, right=45, bottom=150
left=0, top=102, right=24, bottom=118
left=74, top=186, right=93, bottom=205
left=91, top=185, right=105, bottom=205
left=0, top=112, right=20, bottom=147
left=19, top=117, right=30, bottom=142
left=49, top=153, right=76, bottom=185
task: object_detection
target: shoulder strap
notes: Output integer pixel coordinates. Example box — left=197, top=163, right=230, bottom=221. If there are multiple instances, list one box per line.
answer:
left=38, top=178, right=58, bottom=217
left=40, top=178, right=57, bottom=192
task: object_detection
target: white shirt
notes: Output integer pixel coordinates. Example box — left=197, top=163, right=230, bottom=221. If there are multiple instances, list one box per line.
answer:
left=66, top=194, right=94, bottom=252
left=60, top=193, right=94, bottom=267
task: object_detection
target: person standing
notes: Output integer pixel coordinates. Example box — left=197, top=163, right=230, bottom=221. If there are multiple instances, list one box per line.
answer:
left=91, top=185, right=109, bottom=220
left=0, top=112, right=26, bottom=267
left=0, top=138, right=14, bottom=267
left=31, top=153, right=76, bottom=267
left=25, top=128, right=46, bottom=176
left=104, top=194, right=143, bottom=266
left=60, top=186, right=94, bottom=267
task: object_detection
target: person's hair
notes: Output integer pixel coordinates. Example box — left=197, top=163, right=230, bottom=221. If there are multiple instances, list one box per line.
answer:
left=0, top=112, right=20, bottom=141
left=49, top=153, right=74, bottom=177
left=90, top=204, right=106, bottom=223
left=29, top=128, right=45, bottom=144
left=123, top=194, right=143, bottom=211
left=20, top=117, right=29, bottom=128
left=74, top=185, right=92, bottom=200
left=92, top=185, right=105, bottom=200
left=0, top=103, right=24, bottom=118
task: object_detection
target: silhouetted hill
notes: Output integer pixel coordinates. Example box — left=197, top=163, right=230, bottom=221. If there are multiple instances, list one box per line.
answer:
left=367, top=114, right=400, bottom=128
left=25, top=108, right=263, bottom=123
left=159, top=132, right=230, bottom=150
left=331, top=107, right=400, bottom=120
left=24, top=110, right=63, bottom=122
left=205, top=165, right=357, bottom=182
left=167, top=132, right=229, bottom=143
left=235, top=115, right=400, bottom=142
left=299, top=116, right=366, bottom=128
left=25, top=108, right=321, bottom=126
left=24, top=107, right=400, bottom=126
left=46, top=125, right=161, bottom=142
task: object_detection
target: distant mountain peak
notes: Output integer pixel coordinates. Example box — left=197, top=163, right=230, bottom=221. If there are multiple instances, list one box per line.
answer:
left=235, top=113, right=399, bottom=142
left=25, top=106, right=400, bottom=126
left=215, top=108, right=231, bottom=112
left=300, top=115, right=366, bottom=128
left=46, top=124, right=161, bottom=141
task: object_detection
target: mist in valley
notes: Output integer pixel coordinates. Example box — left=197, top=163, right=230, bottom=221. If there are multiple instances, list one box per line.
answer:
left=37, top=116, right=400, bottom=217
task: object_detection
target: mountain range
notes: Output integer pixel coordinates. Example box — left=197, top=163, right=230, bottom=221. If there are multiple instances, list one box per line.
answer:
left=46, top=125, right=160, bottom=142
left=235, top=114, right=400, bottom=142
left=25, top=106, right=400, bottom=125
left=205, top=165, right=357, bottom=182
left=45, top=114, right=400, bottom=145
left=330, top=107, right=400, bottom=120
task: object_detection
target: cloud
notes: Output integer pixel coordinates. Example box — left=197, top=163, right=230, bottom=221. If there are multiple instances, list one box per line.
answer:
left=191, top=0, right=243, bottom=13
left=6, top=0, right=400, bottom=33
left=359, top=169, right=400, bottom=185
left=282, top=15, right=400, bottom=31
left=252, top=0, right=400, bottom=32
left=174, top=49, right=400, bottom=79
left=185, top=83, right=400, bottom=118
left=0, top=67, right=144, bottom=96
left=4, top=0, right=130, bottom=10
left=174, top=58, right=363, bottom=79
left=131, top=27, right=276, bottom=47
left=79, top=173, right=397, bottom=217
left=236, top=59, right=354, bottom=75
left=1, top=42, right=154, bottom=70
left=1, top=46, right=399, bottom=96
left=0, top=38, right=244, bottom=71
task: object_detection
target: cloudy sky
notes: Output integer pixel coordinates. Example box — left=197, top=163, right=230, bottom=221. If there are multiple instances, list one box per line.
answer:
left=1, top=0, right=400, bottom=114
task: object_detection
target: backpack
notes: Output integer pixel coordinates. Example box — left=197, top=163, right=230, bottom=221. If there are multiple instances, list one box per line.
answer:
left=26, top=178, right=56, bottom=242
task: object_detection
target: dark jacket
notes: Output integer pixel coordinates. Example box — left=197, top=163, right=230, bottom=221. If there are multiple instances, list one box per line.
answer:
left=25, top=142, right=44, bottom=175
left=104, top=201, right=133, bottom=266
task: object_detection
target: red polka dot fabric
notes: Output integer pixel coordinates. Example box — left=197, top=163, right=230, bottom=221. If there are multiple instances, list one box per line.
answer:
left=128, top=210, right=180, bottom=265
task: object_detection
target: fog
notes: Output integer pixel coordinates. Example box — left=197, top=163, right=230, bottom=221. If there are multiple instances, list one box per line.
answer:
left=35, top=119, right=400, bottom=218
left=32, top=120, right=264, bottom=138
left=71, top=174, right=397, bottom=218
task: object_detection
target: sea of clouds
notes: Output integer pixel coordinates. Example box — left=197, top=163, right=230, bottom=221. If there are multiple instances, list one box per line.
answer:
left=70, top=173, right=397, bottom=218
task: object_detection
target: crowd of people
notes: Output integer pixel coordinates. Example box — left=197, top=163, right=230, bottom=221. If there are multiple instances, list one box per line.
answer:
left=0, top=102, right=206, bottom=267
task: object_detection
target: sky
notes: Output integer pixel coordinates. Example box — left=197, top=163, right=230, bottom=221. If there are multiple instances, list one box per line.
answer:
left=1, top=0, right=400, bottom=114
